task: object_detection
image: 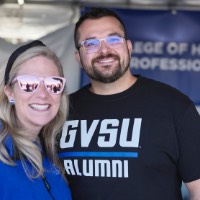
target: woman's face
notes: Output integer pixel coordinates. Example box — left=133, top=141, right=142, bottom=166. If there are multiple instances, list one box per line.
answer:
left=4, top=55, right=62, bottom=137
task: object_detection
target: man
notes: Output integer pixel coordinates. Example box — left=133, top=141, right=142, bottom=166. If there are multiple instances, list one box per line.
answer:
left=59, top=7, right=200, bottom=200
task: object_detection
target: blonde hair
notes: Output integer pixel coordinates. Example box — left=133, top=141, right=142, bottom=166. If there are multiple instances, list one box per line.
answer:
left=0, top=45, right=68, bottom=178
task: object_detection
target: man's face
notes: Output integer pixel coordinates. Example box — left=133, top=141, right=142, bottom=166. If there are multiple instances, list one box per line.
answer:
left=75, top=16, right=132, bottom=84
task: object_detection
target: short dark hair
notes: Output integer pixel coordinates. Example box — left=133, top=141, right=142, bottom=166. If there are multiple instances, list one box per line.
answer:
left=74, top=7, right=127, bottom=49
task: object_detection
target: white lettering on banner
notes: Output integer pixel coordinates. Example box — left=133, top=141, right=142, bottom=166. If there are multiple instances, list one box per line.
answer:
left=133, top=41, right=163, bottom=54
left=131, top=41, right=200, bottom=72
left=133, top=41, right=189, bottom=55
left=64, top=159, right=129, bottom=178
left=131, top=57, right=200, bottom=72
left=60, top=118, right=142, bottom=148
left=191, top=43, right=200, bottom=55
left=166, top=42, right=188, bottom=55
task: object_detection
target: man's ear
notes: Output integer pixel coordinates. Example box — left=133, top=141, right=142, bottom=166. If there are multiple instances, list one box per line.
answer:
left=127, top=39, right=133, bottom=58
left=75, top=50, right=81, bottom=64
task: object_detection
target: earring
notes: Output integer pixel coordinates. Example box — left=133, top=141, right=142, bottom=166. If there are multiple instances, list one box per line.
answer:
left=9, top=99, right=15, bottom=105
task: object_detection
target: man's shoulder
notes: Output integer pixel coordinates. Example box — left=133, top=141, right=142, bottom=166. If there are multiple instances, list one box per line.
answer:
left=69, top=84, right=90, bottom=99
left=139, top=76, right=188, bottom=97
left=137, top=76, right=193, bottom=108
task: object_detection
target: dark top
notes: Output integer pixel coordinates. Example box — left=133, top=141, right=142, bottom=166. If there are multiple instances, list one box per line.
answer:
left=58, top=76, right=200, bottom=200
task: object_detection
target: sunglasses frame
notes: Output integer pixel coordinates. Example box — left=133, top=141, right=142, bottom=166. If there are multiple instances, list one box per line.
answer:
left=12, top=75, right=66, bottom=94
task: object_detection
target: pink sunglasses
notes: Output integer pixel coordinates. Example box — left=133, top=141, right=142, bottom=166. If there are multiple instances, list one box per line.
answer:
left=12, top=75, right=66, bottom=94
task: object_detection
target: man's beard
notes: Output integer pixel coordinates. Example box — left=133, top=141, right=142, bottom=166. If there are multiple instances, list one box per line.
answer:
left=84, top=53, right=130, bottom=83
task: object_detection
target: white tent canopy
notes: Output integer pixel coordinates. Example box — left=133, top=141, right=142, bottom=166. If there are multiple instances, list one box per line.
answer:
left=1, top=0, right=200, bottom=42
left=0, top=2, right=80, bottom=93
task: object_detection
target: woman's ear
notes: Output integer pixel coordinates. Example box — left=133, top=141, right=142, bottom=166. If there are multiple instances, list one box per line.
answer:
left=4, top=85, right=14, bottom=101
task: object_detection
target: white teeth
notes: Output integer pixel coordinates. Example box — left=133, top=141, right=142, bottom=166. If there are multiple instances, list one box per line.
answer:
left=30, top=104, right=49, bottom=111
left=100, top=59, right=114, bottom=63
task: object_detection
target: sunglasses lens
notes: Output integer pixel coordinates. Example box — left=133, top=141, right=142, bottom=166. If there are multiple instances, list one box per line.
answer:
left=45, top=77, right=64, bottom=94
left=16, top=75, right=65, bottom=94
left=17, top=76, right=39, bottom=92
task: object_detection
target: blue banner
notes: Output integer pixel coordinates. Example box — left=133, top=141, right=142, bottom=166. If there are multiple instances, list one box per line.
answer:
left=80, top=7, right=200, bottom=105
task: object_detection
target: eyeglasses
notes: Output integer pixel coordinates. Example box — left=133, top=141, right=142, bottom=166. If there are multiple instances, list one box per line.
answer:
left=78, top=35, right=125, bottom=54
left=12, top=75, right=66, bottom=94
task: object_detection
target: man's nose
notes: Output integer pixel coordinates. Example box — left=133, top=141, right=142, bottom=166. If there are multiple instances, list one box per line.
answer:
left=98, top=40, right=111, bottom=54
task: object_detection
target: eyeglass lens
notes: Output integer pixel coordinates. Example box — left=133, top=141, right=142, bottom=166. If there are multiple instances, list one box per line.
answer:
left=83, top=35, right=124, bottom=53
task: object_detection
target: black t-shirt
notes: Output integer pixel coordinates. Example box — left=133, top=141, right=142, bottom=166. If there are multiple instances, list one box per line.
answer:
left=58, top=76, right=200, bottom=200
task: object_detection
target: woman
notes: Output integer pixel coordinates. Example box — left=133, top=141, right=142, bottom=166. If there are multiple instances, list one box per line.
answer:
left=0, top=40, right=72, bottom=199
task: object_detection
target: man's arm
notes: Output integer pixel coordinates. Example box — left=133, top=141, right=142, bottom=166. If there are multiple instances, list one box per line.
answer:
left=185, top=179, right=200, bottom=200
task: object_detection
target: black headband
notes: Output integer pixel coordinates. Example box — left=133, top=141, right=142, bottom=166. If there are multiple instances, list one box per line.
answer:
left=4, top=40, right=46, bottom=85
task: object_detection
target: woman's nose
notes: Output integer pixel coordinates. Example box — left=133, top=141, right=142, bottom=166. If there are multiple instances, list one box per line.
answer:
left=35, top=82, right=49, bottom=97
